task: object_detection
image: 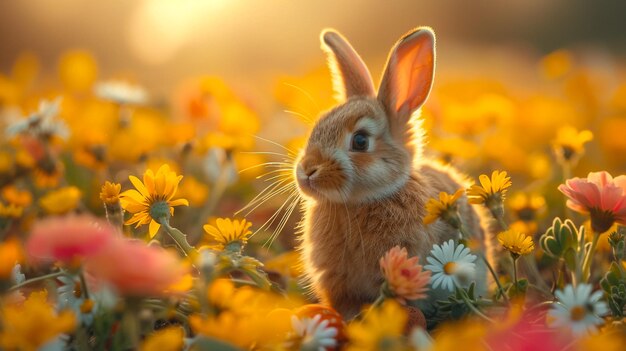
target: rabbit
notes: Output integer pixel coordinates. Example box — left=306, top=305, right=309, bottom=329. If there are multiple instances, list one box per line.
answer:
left=293, top=27, right=491, bottom=320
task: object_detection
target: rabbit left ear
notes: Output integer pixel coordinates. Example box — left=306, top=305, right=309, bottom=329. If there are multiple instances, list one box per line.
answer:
left=321, top=29, right=375, bottom=101
left=378, top=28, right=435, bottom=124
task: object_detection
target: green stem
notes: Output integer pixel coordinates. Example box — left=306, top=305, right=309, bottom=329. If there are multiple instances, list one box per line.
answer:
left=496, top=216, right=509, bottom=231
left=458, top=287, right=495, bottom=323
left=481, top=254, right=509, bottom=304
left=79, top=271, right=90, bottom=300
left=512, top=256, right=519, bottom=288
left=9, top=270, right=66, bottom=291
left=161, top=219, right=197, bottom=258
left=582, top=230, right=600, bottom=282
left=458, top=223, right=472, bottom=241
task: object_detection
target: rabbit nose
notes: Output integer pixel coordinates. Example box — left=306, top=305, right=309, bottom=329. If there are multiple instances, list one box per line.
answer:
left=305, top=166, right=318, bottom=178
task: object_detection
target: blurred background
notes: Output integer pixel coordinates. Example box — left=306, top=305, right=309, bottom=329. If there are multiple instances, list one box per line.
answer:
left=1, top=0, right=626, bottom=252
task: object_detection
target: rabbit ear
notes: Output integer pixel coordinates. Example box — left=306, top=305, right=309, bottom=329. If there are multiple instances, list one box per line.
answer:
left=321, top=29, right=375, bottom=101
left=378, top=28, right=435, bottom=125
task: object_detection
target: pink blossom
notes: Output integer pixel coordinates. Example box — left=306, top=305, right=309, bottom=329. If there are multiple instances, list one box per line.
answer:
left=558, top=171, right=626, bottom=233
left=26, top=215, right=115, bottom=265
left=85, top=239, right=187, bottom=297
left=379, top=246, right=431, bottom=303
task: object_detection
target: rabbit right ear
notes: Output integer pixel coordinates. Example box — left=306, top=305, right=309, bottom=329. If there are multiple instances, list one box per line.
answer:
left=321, top=29, right=375, bottom=102
left=378, top=28, right=435, bottom=137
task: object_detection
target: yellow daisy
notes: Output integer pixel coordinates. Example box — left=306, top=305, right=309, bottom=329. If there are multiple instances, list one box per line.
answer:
left=99, top=181, right=121, bottom=205
left=203, top=218, right=252, bottom=251
left=140, top=326, right=185, bottom=351
left=467, top=170, right=512, bottom=205
left=119, top=164, right=189, bottom=238
left=552, top=125, right=593, bottom=163
left=39, top=186, right=81, bottom=215
left=423, top=189, right=464, bottom=225
left=497, top=229, right=534, bottom=257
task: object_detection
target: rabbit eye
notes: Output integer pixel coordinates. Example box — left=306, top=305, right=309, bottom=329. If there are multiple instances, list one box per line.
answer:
left=351, top=132, right=369, bottom=152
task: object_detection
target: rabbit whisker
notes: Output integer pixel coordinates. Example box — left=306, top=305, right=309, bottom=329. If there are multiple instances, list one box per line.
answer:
left=253, top=135, right=301, bottom=158
left=256, top=189, right=299, bottom=242
left=236, top=177, right=295, bottom=217
left=281, top=82, right=322, bottom=115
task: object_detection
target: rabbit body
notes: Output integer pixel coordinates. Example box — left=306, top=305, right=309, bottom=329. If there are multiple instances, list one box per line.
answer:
left=294, top=28, right=489, bottom=319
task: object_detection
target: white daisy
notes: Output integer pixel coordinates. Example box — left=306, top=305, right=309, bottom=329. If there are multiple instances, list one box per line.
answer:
left=57, top=275, right=97, bottom=326
left=547, top=283, right=608, bottom=336
left=424, top=239, right=477, bottom=292
left=290, top=314, right=338, bottom=351
left=5, top=97, right=69, bottom=139
left=94, top=80, right=149, bottom=105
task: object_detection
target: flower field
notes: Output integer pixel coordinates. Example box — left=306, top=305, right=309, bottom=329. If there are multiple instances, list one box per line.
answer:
left=2, top=3, right=626, bottom=350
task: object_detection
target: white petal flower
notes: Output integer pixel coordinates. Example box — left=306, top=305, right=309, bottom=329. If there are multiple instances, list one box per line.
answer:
left=547, top=283, right=608, bottom=336
left=5, top=97, right=68, bottom=139
left=424, top=239, right=477, bottom=292
left=409, top=327, right=433, bottom=351
left=94, top=80, right=149, bottom=105
left=291, top=314, right=338, bottom=351
left=11, top=263, right=25, bottom=284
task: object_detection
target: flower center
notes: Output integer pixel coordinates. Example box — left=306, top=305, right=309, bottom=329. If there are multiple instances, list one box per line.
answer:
left=589, top=208, right=615, bottom=234
left=569, top=305, right=586, bottom=321
left=400, top=268, right=412, bottom=278
left=444, top=262, right=457, bottom=275
left=149, top=201, right=170, bottom=222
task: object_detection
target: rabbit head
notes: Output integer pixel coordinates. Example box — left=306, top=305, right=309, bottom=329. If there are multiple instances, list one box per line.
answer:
left=295, top=28, right=436, bottom=204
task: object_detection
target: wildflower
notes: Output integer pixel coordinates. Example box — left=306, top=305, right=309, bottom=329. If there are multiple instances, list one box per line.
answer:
left=558, top=171, right=626, bottom=233
left=99, top=181, right=121, bottom=205
left=497, top=230, right=534, bottom=258
left=552, top=125, right=593, bottom=163
left=291, top=314, right=338, bottom=351
left=423, top=189, right=464, bottom=227
left=0, top=238, right=23, bottom=279
left=0, top=290, right=76, bottom=351
left=467, top=170, right=512, bottom=205
left=345, top=300, right=407, bottom=351
left=2, top=185, right=33, bottom=207
left=59, top=50, right=97, bottom=92
left=39, top=186, right=81, bottom=215
left=119, top=164, right=189, bottom=238
left=467, top=170, right=512, bottom=221
left=548, top=284, right=608, bottom=336
left=85, top=239, right=188, bottom=296
left=26, top=215, right=115, bottom=265
left=379, top=246, right=431, bottom=303
left=203, top=218, right=252, bottom=252
left=140, top=326, right=185, bottom=351
left=5, top=97, right=69, bottom=140
left=508, top=192, right=545, bottom=222
left=576, top=331, right=626, bottom=351
left=0, top=202, right=23, bottom=218
left=57, top=275, right=97, bottom=326
left=424, top=239, right=477, bottom=292
left=95, top=80, right=149, bottom=105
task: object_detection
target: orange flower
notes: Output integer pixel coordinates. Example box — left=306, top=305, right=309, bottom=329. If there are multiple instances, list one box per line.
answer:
left=379, top=246, right=430, bottom=303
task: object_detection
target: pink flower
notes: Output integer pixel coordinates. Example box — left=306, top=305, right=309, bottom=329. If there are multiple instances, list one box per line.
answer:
left=26, top=215, right=115, bottom=265
left=558, top=171, right=626, bottom=233
left=379, top=246, right=431, bottom=303
left=85, top=239, right=187, bottom=296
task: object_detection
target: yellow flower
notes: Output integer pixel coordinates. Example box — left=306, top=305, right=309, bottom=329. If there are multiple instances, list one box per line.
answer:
left=497, top=229, right=534, bottom=257
left=33, top=161, right=64, bottom=188
left=58, top=50, right=98, bottom=92
left=0, top=237, right=23, bottom=278
left=0, top=202, right=23, bottom=219
left=467, top=170, right=512, bottom=205
left=346, top=300, right=407, bottom=351
left=203, top=218, right=252, bottom=251
left=99, top=181, right=121, bottom=205
left=0, top=290, right=76, bottom=351
left=423, top=189, right=464, bottom=226
left=508, top=192, right=546, bottom=222
left=576, top=330, right=626, bottom=351
left=552, top=125, right=593, bottom=163
left=140, top=326, right=185, bottom=351
left=264, top=251, right=304, bottom=278
left=119, top=164, right=189, bottom=238
left=431, top=319, right=488, bottom=351
left=39, top=186, right=81, bottom=215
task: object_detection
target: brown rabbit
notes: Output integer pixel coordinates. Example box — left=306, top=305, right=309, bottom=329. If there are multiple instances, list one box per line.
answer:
left=294, top=27, right=490, bottom=319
